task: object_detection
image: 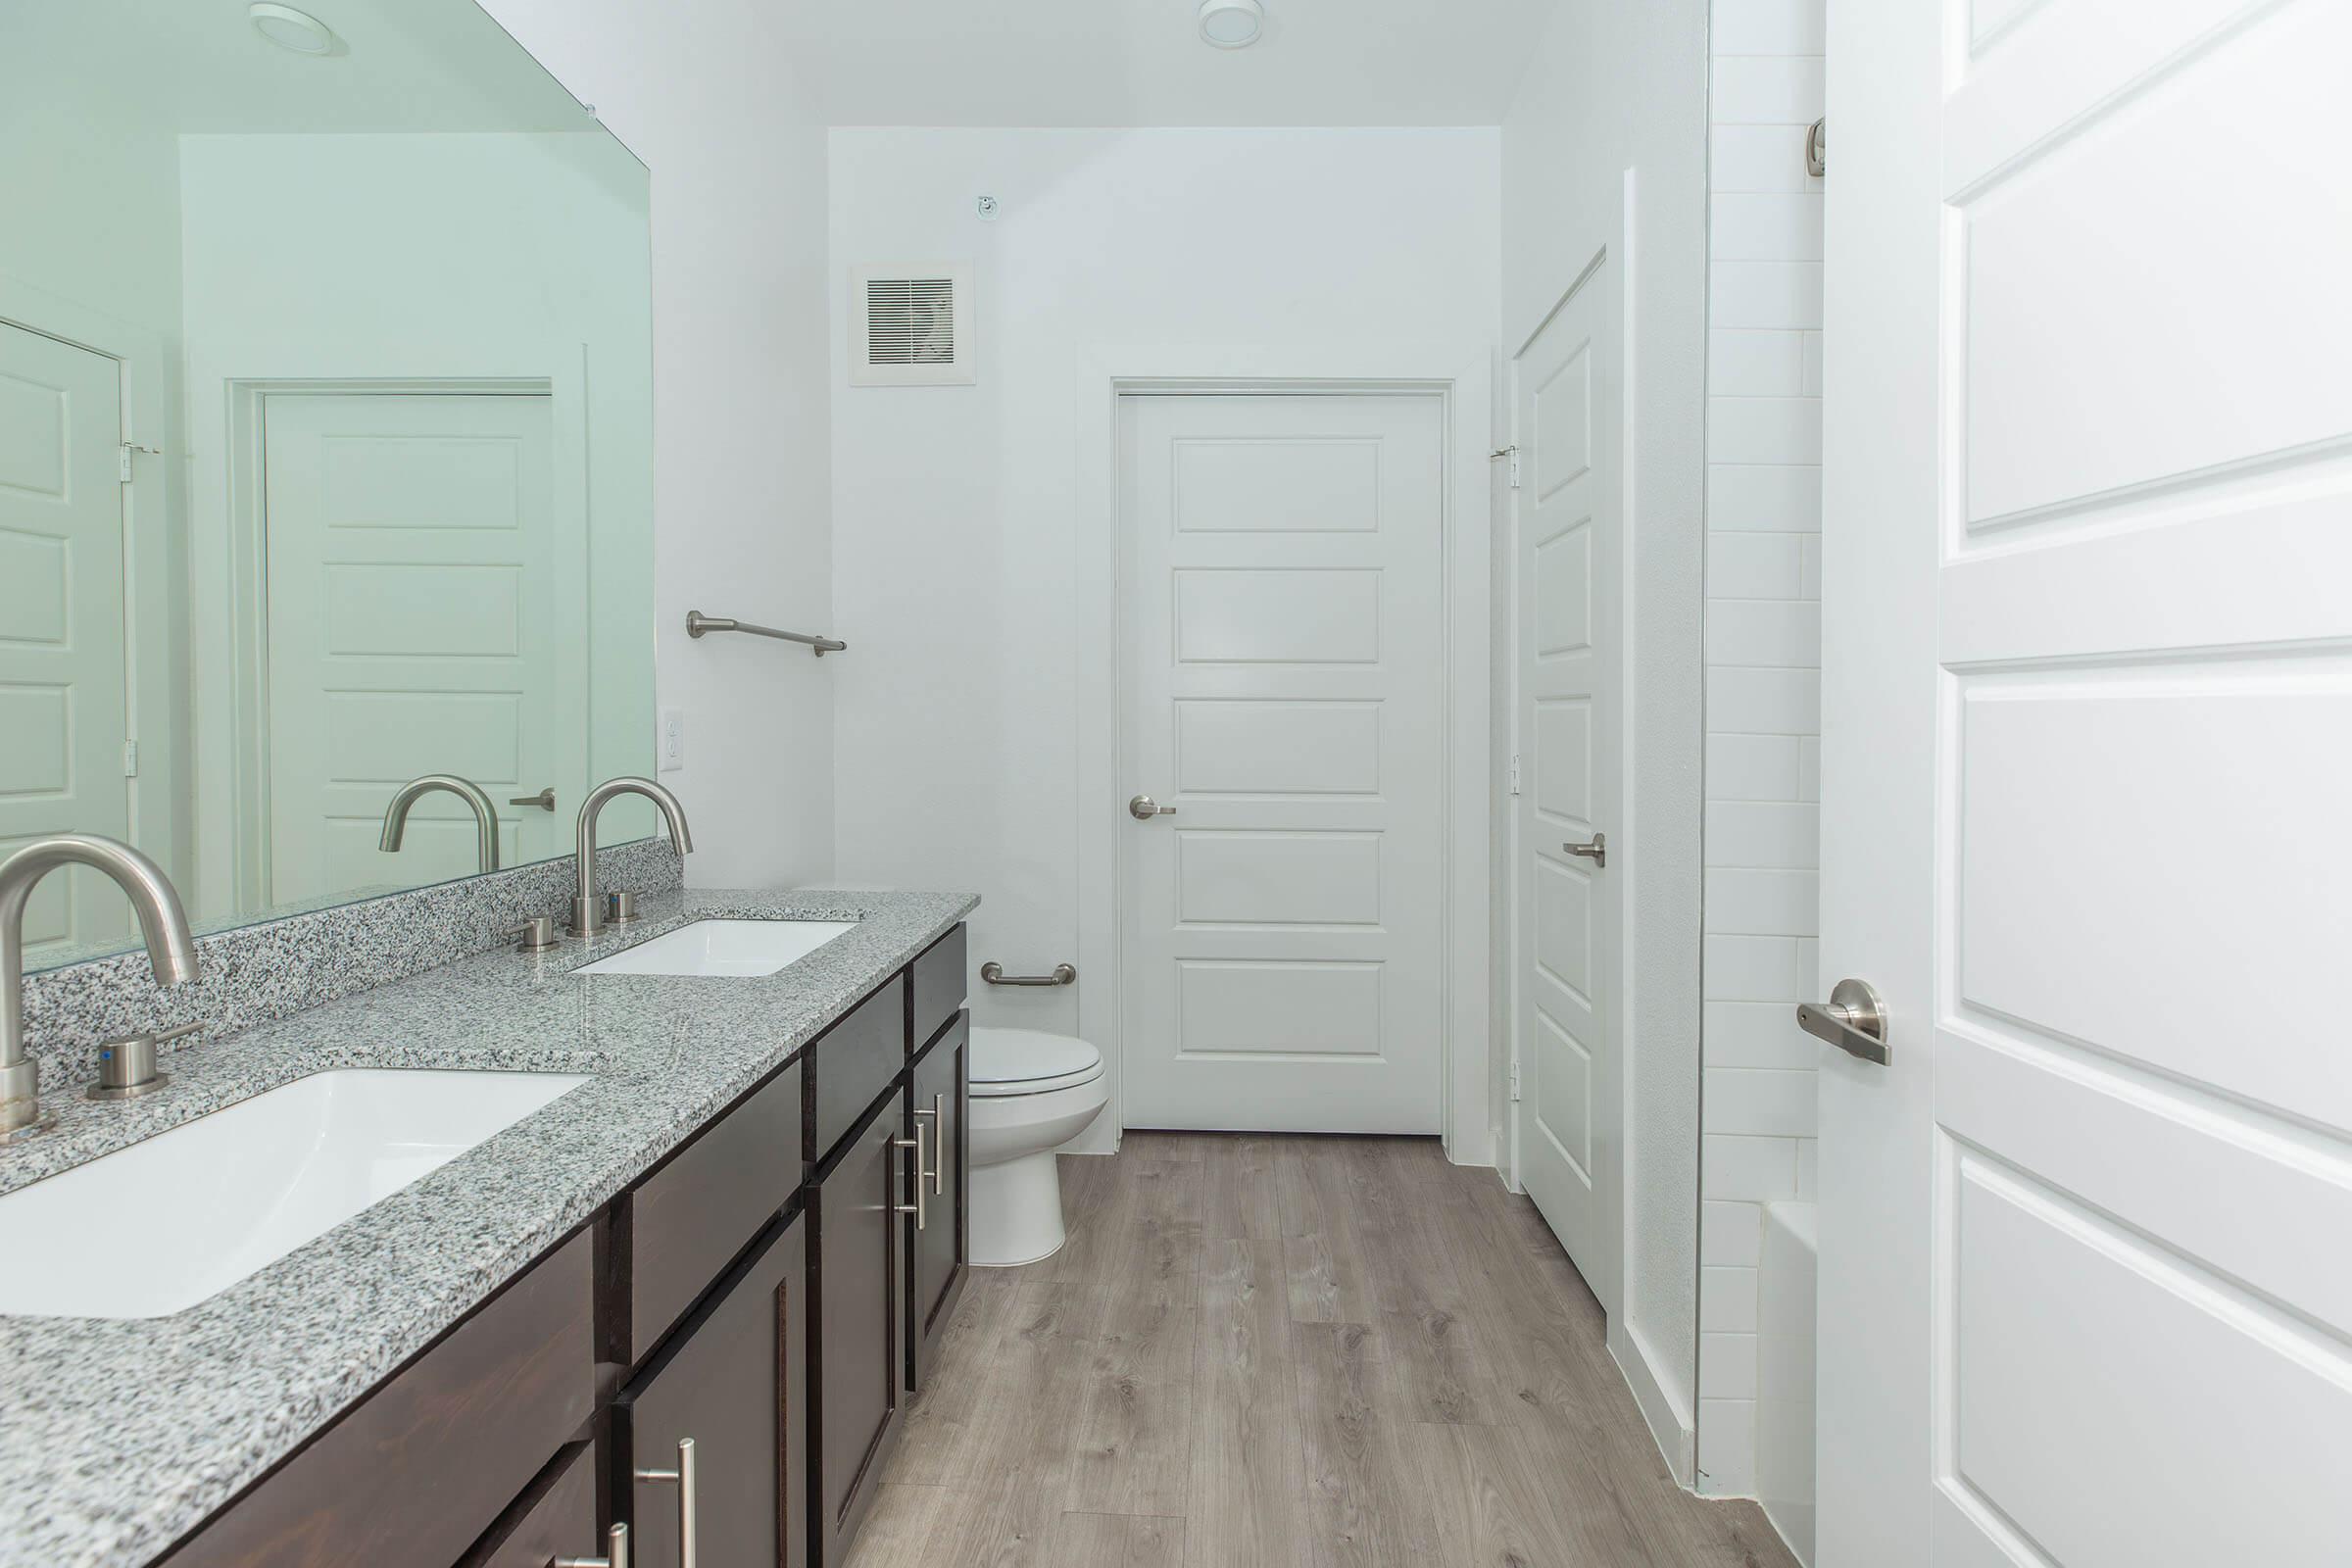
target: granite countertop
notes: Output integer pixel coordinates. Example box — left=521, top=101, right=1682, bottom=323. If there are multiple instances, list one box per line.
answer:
left=0, top=886, right=978, bottom=1568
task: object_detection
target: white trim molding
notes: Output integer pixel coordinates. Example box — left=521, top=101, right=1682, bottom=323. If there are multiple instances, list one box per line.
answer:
left=1071, top=343, right=1495, bottom=1164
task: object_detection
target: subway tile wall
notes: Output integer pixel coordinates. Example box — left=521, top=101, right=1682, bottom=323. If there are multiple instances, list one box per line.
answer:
left=1698, top=0, right=1825, bottom=1501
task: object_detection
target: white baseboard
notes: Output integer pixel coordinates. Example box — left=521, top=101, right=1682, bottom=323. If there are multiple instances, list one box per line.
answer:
left=1610, top=1316, right=1696, bottom=1489
left=1446, top=1119, right=1497, bottom=1170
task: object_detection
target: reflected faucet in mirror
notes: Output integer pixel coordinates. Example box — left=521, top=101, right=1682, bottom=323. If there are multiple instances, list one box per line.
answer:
left=377, top=775, right=503, bottom=874
left=1, top=835, right=200, bottom=1145
left=572, top=779, right=693, bottom=941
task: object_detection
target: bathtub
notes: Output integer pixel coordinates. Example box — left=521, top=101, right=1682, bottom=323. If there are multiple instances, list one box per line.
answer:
left=1758, top=1200, right=1817, bottom=1567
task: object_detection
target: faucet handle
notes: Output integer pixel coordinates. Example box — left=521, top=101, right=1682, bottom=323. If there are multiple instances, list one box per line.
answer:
left=86, top=1022, right=199, bottom=1102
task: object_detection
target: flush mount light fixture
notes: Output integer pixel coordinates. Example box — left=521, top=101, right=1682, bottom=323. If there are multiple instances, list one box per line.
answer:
left=248, top=3, right=339, bottom=56
left=1198, top=0, right=1265, bottom=49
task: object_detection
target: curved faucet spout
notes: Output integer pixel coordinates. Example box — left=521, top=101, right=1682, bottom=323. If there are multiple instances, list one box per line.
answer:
left=378, top=775, right=502, bottom=873
left=572, top=778, right=692, bottom=939
left=2, top=834, right=198, bottom=1139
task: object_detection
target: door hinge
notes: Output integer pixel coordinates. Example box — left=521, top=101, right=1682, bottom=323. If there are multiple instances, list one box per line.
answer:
left=1490, top=444, right=1521, bottom=489
left=122, top=739, right=139, bottom=778
left=1507, top=753, right=1523, bottom=796
left=1508, top=1060, right=1523, bottom=1102
left=118, top=441, right=161, bottom=482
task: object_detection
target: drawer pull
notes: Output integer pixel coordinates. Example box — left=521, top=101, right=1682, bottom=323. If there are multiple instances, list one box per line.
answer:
left=634, top=1438, right=698, bottom=1568
left=894, top=1120, right=929, bottom=1231
left=554, top=1522, right=630, bottom=1568
left=914, top=1094, right=945, bottom=1194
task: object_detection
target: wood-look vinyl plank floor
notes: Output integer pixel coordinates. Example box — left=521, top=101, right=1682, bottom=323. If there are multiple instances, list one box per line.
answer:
left=847, top=1133, right=1799, bottom=1568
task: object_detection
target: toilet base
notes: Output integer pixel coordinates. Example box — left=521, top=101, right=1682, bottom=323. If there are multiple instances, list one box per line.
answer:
left=969, top=1150, right=1069, bottom=1267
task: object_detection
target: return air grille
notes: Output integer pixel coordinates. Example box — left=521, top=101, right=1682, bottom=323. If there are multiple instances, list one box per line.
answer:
left=851, top=265, right=975, bottom=386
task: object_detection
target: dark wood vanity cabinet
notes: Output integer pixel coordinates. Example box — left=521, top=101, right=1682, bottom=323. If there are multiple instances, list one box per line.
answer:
left=151, top=921, right=971, bottom=1568
left=810, top=1090, right=909, bottom=1566
left=615, top=1210, right=808, bottom=1568
left=906, top=1011, right=969, bottom=1392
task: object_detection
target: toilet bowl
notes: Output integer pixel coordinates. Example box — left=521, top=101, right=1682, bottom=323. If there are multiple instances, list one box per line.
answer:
left=967, top=1027, right=1108, bottom=1267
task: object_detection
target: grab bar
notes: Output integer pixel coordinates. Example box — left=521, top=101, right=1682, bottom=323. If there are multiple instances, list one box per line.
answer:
left=685, top=611, right=846, bottom=657
left=980, top=962, right=1077, bottom=988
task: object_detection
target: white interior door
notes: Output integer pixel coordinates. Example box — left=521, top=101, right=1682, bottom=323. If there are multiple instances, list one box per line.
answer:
left=1510, top=261, right=1622, bottom=1303
left=262, top=392, right=573, bottom=905
left=1821, top=2, right=2352, bottom=1563
left=1119, top=391, right=1447, bottom=1134
left=0, top=319, right=130, bottom=957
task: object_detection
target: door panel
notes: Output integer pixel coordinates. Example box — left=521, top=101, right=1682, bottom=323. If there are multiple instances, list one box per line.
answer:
left=261, top=392, right=575, bottom=903
left=0, top=320, right=129, bottom=957
left=1820, top=0, right=2352, bottom=1561
left=1121, top=393, right=1448, bottom=1133
left=1511, top=264, right=1621, bottom=1301
left=618, top=1213, right=807, bottom=1568
left=906, top=1015, right=966, bottom=1392
left=813, top=1099, right=904, bottom=1564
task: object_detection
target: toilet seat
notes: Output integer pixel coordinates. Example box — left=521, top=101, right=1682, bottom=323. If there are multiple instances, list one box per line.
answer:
left=969, top=1026, right=1104, bottom=1098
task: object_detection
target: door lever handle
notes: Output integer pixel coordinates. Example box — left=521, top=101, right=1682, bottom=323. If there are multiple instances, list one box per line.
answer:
left=1797, top=979, right=1890, bottom=1065
left=1563, top=833, right=1606, bottom=868
left=1128, top=795, right=1177, bottom=820
left=510, top=787, right=557, bottom=811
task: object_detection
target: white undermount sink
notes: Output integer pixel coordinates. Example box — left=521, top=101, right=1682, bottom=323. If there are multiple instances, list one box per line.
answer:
left=0, top=1068, right=589, bottom=1320
left=570, top=918, right=858, bottom=978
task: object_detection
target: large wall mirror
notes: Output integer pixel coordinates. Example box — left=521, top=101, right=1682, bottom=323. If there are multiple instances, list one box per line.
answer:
left=1, top=0, right=655, bottom=969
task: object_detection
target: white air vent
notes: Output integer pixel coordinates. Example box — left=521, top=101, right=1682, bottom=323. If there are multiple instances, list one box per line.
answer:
left=851, top=264, right=975, bottom=387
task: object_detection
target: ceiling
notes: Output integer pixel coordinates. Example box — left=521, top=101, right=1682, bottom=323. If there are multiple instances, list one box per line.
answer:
left=775, top=0, right=1560, bottom=127
left=1, top=0, right=596, bottom=139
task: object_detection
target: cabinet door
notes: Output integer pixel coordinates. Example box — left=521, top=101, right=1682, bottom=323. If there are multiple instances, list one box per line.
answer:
left=812, top=1095, right=906, bottom=1565
left=907, top=1012, right=969, bottom=1392
left=618, top=1212, right=808, bottom=1568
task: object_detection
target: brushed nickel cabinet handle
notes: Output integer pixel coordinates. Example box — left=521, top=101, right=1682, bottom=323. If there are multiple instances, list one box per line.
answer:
left=554, top=1522, right=630, bottom=1568
left=895, top=1122, right=929, bottom=1230
left=633, top=1438, right=697, bottom=1568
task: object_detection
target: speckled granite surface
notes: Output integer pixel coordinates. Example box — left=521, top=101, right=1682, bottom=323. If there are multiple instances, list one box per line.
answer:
left=17, top=836, right=684, bottom=1088
left=0, top=886, right=976, bottom=1568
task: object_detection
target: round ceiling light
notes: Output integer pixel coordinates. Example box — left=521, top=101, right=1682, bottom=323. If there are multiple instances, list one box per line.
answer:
left=1199, top=0, right=1265, bottom=49
left=249, top=3, right=339, bottom=56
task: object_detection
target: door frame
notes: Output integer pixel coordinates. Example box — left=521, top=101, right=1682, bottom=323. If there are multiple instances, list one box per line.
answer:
left=187, top=349, right=591, bottom=914
left=1071, top=345, right=1494, bottom=1162
left=0, top=274, right=179, bottom=891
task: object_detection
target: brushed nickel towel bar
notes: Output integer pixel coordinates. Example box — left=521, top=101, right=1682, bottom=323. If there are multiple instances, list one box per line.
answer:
left=981, top=962, right=1077, bottom=988
left=686, top=610, right=846, bottom=657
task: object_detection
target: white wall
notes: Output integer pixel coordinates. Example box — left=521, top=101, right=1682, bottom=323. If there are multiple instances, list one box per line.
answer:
left=474, top=0, right=838, bottom=886
left=826, top=126, right=1499, bottom=1057
left=1695, top=0, right=1826, bottom=1501
left=1501, top=0, right=1712, bottom=1481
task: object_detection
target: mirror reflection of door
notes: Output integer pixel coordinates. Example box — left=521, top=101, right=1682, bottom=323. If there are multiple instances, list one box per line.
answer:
left=259, top=391, right=577, bottom=905
left=0, top=319, right=133, bottom=959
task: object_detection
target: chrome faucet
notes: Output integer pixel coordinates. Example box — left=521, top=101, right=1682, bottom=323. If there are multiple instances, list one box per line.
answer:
left=572, top=778, right=693, bottom=939
left=1, top=835, right=199, bottom=1143
left=377, top=775, right=502, bottom=873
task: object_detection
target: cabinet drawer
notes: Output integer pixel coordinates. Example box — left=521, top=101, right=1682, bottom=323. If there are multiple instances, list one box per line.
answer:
left=163, top=1231, right=594, bottom=1568
left=460, top=1442, right=599, bottom=1568
left=810, top=978, right=906, bottom=1162
left=630, top=1059, right=803, bottom=1364
left=907, top=923, right=967, bottom=1054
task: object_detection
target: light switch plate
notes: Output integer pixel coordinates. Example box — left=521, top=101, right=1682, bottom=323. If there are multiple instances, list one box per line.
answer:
left=660, top=710, right=685, bottom=772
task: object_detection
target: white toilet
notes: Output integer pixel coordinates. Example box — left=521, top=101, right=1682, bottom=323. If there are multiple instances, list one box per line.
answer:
left=966, top=1027, right=1108, bottom=1266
